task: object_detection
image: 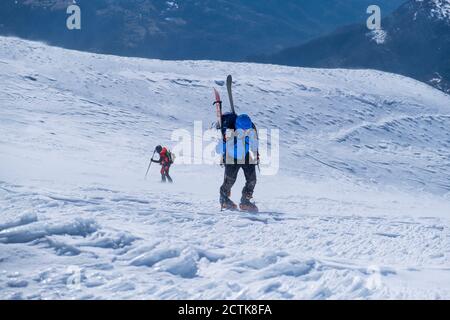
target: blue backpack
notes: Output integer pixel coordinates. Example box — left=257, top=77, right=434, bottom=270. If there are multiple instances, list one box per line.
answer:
left=219, top=114, right=257, bottom=161
left=235, top=114, right=253, bottom=130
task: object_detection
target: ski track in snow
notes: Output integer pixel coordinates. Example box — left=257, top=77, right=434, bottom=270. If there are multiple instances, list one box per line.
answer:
left=1, top=37, right=450, bottom=299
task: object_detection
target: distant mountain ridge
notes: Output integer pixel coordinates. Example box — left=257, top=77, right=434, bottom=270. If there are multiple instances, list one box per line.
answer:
left=255, top=0, right=450, bottom=93
left=0, top=0, right=404, bottom=61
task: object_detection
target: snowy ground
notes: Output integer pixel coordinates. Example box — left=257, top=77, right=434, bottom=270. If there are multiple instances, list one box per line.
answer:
left=1, top=37, right=450, bottom=299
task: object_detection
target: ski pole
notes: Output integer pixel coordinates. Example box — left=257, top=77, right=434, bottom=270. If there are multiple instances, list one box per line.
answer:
left=144, top=150, right=156, bottom=180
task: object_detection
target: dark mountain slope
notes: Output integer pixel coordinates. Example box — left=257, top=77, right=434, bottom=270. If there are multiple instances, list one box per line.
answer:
left=257, top=0, right=450, bottom=93
left=0, top=0, right=404, bottom=60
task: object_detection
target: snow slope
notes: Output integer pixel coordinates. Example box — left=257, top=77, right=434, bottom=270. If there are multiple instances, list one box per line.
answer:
left=417, top=0, right=450, bottom=21
left=1, top=37, right=450, bottom=299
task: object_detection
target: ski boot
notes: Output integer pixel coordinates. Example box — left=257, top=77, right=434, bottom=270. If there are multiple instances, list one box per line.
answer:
left=220, top=194, right=238, bottom=211
left=239, top=196, right=259, bottom=213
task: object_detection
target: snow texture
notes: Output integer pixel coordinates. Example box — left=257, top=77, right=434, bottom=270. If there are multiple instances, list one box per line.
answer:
left=368, top=29, right=388, bottom=44
left=416, top=0, right=450, bottom=21
left=1, top=37, right=450, bottom=299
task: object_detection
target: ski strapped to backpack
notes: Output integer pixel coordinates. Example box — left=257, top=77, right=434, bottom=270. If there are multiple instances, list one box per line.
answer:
left=213, top=74, right=236, bottom=132
left=227, top=75, right=236, bottom=114
left=213, top=88, right=223, bottom=129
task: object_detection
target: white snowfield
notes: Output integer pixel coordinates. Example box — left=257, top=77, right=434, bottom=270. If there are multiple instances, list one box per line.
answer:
left=421, top=0, right=450, bottom=21
left=1, top=36, right=450, bottom=300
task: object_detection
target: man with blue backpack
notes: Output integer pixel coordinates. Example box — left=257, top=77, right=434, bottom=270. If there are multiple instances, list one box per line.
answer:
left=217, top=112, right=259, bottom=213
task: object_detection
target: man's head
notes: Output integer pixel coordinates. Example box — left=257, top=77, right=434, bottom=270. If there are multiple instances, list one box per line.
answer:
left=155, top=145, right=163, bottom=153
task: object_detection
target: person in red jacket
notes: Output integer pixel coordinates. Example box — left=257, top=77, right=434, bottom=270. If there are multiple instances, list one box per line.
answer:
left=151, top=145, right=173, bottom=183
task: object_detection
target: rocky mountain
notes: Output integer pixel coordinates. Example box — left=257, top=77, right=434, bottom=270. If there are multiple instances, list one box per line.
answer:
left=256, top=0, right=450, bottom=93
left=0, top=0, right=404, bottom=60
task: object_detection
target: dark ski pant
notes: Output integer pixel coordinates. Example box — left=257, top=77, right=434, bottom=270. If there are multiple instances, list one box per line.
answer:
left=161, top=164, right=173, bottom=183
left=220, top=164, right=256, bottom=201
